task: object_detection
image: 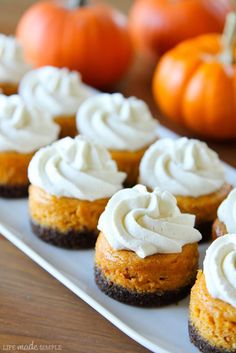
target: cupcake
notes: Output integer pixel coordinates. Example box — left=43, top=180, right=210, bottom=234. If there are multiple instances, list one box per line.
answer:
left=0, top=94, right=59, bottom=198
left=95, top=185, right=202, bottom=306
left=212, top=188, right=236, bottom=240
left=189, top=234, right=236, bottom=353
left=19, top=66, right=94, bottom=138
left=139, top=137, right=232, bottom=239
left=76, top=93, right=159, bottom=187
left=28, top=136, right=126, bottom=249
left=0, top=34, right=30, bottom=95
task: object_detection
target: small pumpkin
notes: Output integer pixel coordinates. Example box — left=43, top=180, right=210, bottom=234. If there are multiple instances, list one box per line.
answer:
left=129, top=0, right=232, bottom=57
left=152, top=12, right=236, bottom=139
left=16, top=0, right=133, bottom=88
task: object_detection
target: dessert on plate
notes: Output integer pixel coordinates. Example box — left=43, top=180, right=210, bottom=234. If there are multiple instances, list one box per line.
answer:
left=0, top=94, right=59, bottom=198
left=0, top=34, right=30, bottom=95
left=19, top=66, right=94, bottom=138
left=95, top=185, right=202, bottom=306
left=28, top=136, right=126, bottom=248
left=189, top=234, right=236, bottom=353
left=139, top=137, right=232, bottom=239
left=76, top=93, right=159, bottom=187
left=212, top=188, right=236, bottom=240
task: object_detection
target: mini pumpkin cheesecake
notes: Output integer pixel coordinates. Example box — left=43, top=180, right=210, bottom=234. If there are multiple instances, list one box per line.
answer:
left=76, top=93, right=159, bottom=187
left=95, top=185, right=202, bottom=306
left=212, top=188, right=236, bottom=240
left=139, top=137, right=232, bottom=240
left=189, top=234, right=236, bottom=353
left=28, top=136, right=126, bottom=249
left=0, top=34, right=30, bottom=95
left=19, top=66, right=94, bottom=138
left=0, top=94, right=59, bottom=198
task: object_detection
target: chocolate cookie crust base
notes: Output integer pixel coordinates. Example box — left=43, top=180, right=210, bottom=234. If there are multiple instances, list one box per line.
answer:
left=196, top=221, right=212, bottom=242
left=95, top=266, right=195, bottom=307
left=31, top=221, right=98, bottom=249
left=189, top=321, right=235, bottom=353
left=0, top=184, right=29, bottom=198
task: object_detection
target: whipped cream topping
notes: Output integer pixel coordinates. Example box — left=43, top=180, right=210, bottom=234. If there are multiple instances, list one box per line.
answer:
left=218, top=188, right=236, bottom=233
left=28, top=136, right=126, bottom=201
left=98, top=185, right=202, bottom=258
left=0, top=94, right=59, bottom=153
left=19, top=66, right=94, bottom=117
left=204, top=234, right=236, bottom=309
left=0, top=34, right=30, bottom=84
left=139, top=138, right=225, bottom=197
left=76, top=93, right=159, bottom=151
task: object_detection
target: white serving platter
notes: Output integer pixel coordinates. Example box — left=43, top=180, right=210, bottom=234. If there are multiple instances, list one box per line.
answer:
left=0, top=125, right=235, bottom=353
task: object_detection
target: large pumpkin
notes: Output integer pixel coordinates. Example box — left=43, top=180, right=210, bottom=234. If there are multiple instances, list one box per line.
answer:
left=152, top=12, right=236, bottom=140
left=16, top=0, right=133, bottom=88
left=129, top=0, right=232, bottom=56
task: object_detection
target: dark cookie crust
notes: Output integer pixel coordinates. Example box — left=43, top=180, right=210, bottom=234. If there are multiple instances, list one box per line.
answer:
left=31, top=221, right=98, bottom=249
left=0, top=184, right=29, bottom=198
left=95, top=266, right=195, bottom=307
left=189, top=321, right=235, bottom=353
left=196, top=221, right=212, bottom=242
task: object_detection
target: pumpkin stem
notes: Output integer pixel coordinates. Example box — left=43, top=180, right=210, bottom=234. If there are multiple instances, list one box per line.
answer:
left=67, top=0, right=87, bottom=8
left=220, top=12, right=236, bottom=64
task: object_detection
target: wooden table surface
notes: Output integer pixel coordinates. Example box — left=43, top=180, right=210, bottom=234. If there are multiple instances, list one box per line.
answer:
left=0, top=2, right=235, bottom=353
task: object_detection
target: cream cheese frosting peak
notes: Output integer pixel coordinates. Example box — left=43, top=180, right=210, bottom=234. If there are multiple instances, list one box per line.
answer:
left=0, top=34, right=31, bottom=84
left=218, top=188, right=236, bottom=233
left=204, top=234, right=236, bottom=309
left=139, top=137, right=225, bottom=197
left=76, top=93, right=159, bottom=151
left=28, top=136, right=126, bottom=201
left=98, top=185, right=202, bottom=258
left=19, top=66, right=94, bottom=116
left=0, top=94, right=59, bottom=153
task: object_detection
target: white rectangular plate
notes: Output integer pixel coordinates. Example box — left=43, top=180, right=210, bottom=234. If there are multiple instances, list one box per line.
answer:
left=0, top=125, right=235, bottom=353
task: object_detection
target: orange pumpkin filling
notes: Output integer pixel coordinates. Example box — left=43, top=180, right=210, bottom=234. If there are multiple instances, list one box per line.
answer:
left=29, top=185, right=108, bottom=233
left=176, top=183, right=232, bottom=225
left=0, top=82, right=18, bottom=95
left=189, top=271, right=236, bottom=351
left=0, top=151, right=34, bottom=186
left=54, top=115, right=77, bottom=138
left=110, top=147, right=146, bottom=187
left=95, top=232, right=199, bottom=293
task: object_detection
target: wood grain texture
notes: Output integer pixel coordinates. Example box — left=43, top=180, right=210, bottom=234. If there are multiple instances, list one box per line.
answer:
left=0, top=1, right=236, bottom=353
left=0, top=239, right=149, bottom=353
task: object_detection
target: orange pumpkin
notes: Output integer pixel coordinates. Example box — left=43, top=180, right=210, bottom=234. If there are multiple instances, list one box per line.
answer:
left=129, top=0, right=231, bottom=56
left=16, top=0, right=133, bottom=88
left=152, top=12, right=236, bottom=140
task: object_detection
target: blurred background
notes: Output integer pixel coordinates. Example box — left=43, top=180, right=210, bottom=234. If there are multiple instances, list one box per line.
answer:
left=0, top=0, right=235, bottom=165
left=0, top=0, right=132, bottom=33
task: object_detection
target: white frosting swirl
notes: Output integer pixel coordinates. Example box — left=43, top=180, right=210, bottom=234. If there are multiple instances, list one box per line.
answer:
left=0, top=34, right=30, bottom=84
left=139, top=138, right=225, bottom=197
left=0, top=94, right=59, bottom=153
left=28, top=136, right=126, bottom=201
left=19, top=66, right=94, bottom=116
left=204, top=234, right=236, bottom=309
left=98, top=185, right=202, bottom=258
left=218, top=188, right=236, bottom=233
left=76, top=93, right=158, bottom=151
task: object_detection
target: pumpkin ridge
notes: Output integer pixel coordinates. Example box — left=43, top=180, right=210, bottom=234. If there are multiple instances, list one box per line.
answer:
left=16, top=1, right=133, bottom=87
left=152, top=12, right=236, bottom=140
